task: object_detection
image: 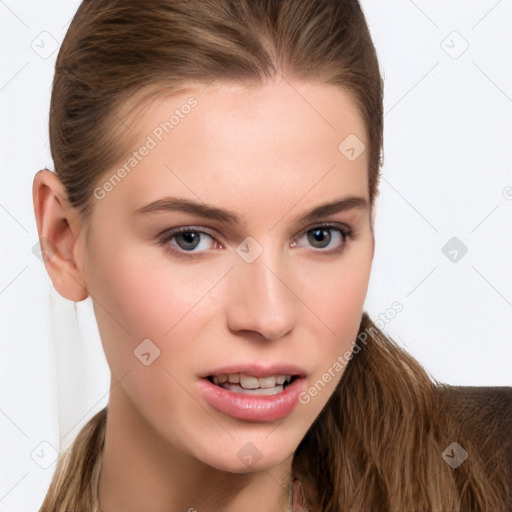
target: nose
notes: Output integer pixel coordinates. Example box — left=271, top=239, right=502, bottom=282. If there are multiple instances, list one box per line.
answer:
left=226, top=245, right=298, bottom=341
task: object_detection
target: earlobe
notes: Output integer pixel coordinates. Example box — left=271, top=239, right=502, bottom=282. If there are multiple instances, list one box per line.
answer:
left=32, top=169, right=89, bottom=302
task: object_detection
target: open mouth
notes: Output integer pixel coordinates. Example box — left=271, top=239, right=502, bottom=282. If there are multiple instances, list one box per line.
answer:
left=206, top=374, right=299, bottom=395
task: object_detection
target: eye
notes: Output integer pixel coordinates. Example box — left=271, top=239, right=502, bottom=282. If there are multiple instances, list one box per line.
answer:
left=156, top=227, right=217, bottom=258
left=292, top=223, right=353, bottom=253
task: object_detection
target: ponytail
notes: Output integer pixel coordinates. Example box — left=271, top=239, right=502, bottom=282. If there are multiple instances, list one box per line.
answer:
left=39, top=406, right=106, bottom=511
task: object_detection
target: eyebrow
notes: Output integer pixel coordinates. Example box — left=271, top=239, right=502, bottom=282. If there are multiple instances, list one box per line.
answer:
left=134, top=195, right=368, bottom=230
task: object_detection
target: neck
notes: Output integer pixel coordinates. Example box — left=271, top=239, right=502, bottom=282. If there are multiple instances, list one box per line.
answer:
left=97, top=383, right=293, bottom=512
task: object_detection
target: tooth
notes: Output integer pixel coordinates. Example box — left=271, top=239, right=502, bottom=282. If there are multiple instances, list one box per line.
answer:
left=221, top=383, right=284, bottom=395
left=258, top=376, right=276, bottom=388
left=236, top=386, right=283, bottom=395
left=239, top=373, right=260, bottom=389
left=213, top=373, right=294, bottom=388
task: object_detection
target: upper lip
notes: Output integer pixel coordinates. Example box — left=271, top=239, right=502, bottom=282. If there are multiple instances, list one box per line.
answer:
left=201, top=363, right=307, bottom=379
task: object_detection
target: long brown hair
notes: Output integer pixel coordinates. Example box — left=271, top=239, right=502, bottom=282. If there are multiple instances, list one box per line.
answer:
left=40, top=1, right=510, bottom=510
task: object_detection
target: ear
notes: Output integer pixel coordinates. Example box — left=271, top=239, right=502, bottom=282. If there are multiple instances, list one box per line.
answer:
left=32, top=168, right=89, bottom=302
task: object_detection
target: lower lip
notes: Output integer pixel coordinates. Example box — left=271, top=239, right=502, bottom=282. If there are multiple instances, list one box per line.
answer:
left=196, top=377, right=306, bottom=422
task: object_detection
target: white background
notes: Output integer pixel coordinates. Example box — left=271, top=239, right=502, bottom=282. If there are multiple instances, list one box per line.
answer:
left=1, top=1, right=511, bottom=510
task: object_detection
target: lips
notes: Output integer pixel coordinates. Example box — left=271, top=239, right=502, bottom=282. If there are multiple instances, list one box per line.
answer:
left=196, top=363, right=308, bottom=421
left=201, top=363, right=307, bottom=380
left=196, top=372, right=306, bottom=421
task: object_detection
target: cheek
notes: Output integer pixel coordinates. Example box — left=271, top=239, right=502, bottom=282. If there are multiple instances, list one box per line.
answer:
left=86, top=245, right=212, bottom=433
left=87, top=232, right=189, bottom=329
left=86, top=236, right=228, bottom=376
left=299, top=242, right=373, bottom=388
left=305, top=244, right=372, bottom=332
left=295, top=252, right=372, bottom=410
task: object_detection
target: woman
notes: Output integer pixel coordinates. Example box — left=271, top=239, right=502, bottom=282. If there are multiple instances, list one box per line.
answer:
left=32, top=0, right=511, bottom=511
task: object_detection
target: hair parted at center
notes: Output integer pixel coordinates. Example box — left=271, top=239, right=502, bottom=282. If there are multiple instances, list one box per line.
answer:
left=40, top=1, right=510, bottom=511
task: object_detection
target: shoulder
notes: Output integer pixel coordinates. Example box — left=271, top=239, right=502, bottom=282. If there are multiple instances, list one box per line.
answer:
left=433, top=384, right=512, bottom=477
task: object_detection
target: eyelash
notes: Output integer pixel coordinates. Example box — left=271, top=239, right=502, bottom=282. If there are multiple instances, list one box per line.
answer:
left=156, top=223, right=355, bottom=259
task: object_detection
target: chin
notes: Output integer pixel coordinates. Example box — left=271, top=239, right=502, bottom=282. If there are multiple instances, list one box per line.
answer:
left=196, top=443, right=293, bottom=474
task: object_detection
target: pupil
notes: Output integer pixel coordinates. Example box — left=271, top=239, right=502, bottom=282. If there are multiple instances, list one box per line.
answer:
left=308, top=228, right=331, bottom=248
left=179, top=232, right=199, bottom=250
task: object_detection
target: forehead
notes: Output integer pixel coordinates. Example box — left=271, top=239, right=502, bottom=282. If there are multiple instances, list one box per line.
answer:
left=131, top=78, right=366, bottom=146
left=95, top=79, right=369, bottom=221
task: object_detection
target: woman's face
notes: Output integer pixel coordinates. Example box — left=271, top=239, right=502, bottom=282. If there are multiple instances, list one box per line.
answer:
left=77, top=79, right=374, bottom=472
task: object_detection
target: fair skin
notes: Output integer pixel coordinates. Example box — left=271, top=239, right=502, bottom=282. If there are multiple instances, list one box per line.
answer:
left=33, top=78, right=375, bottom=512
